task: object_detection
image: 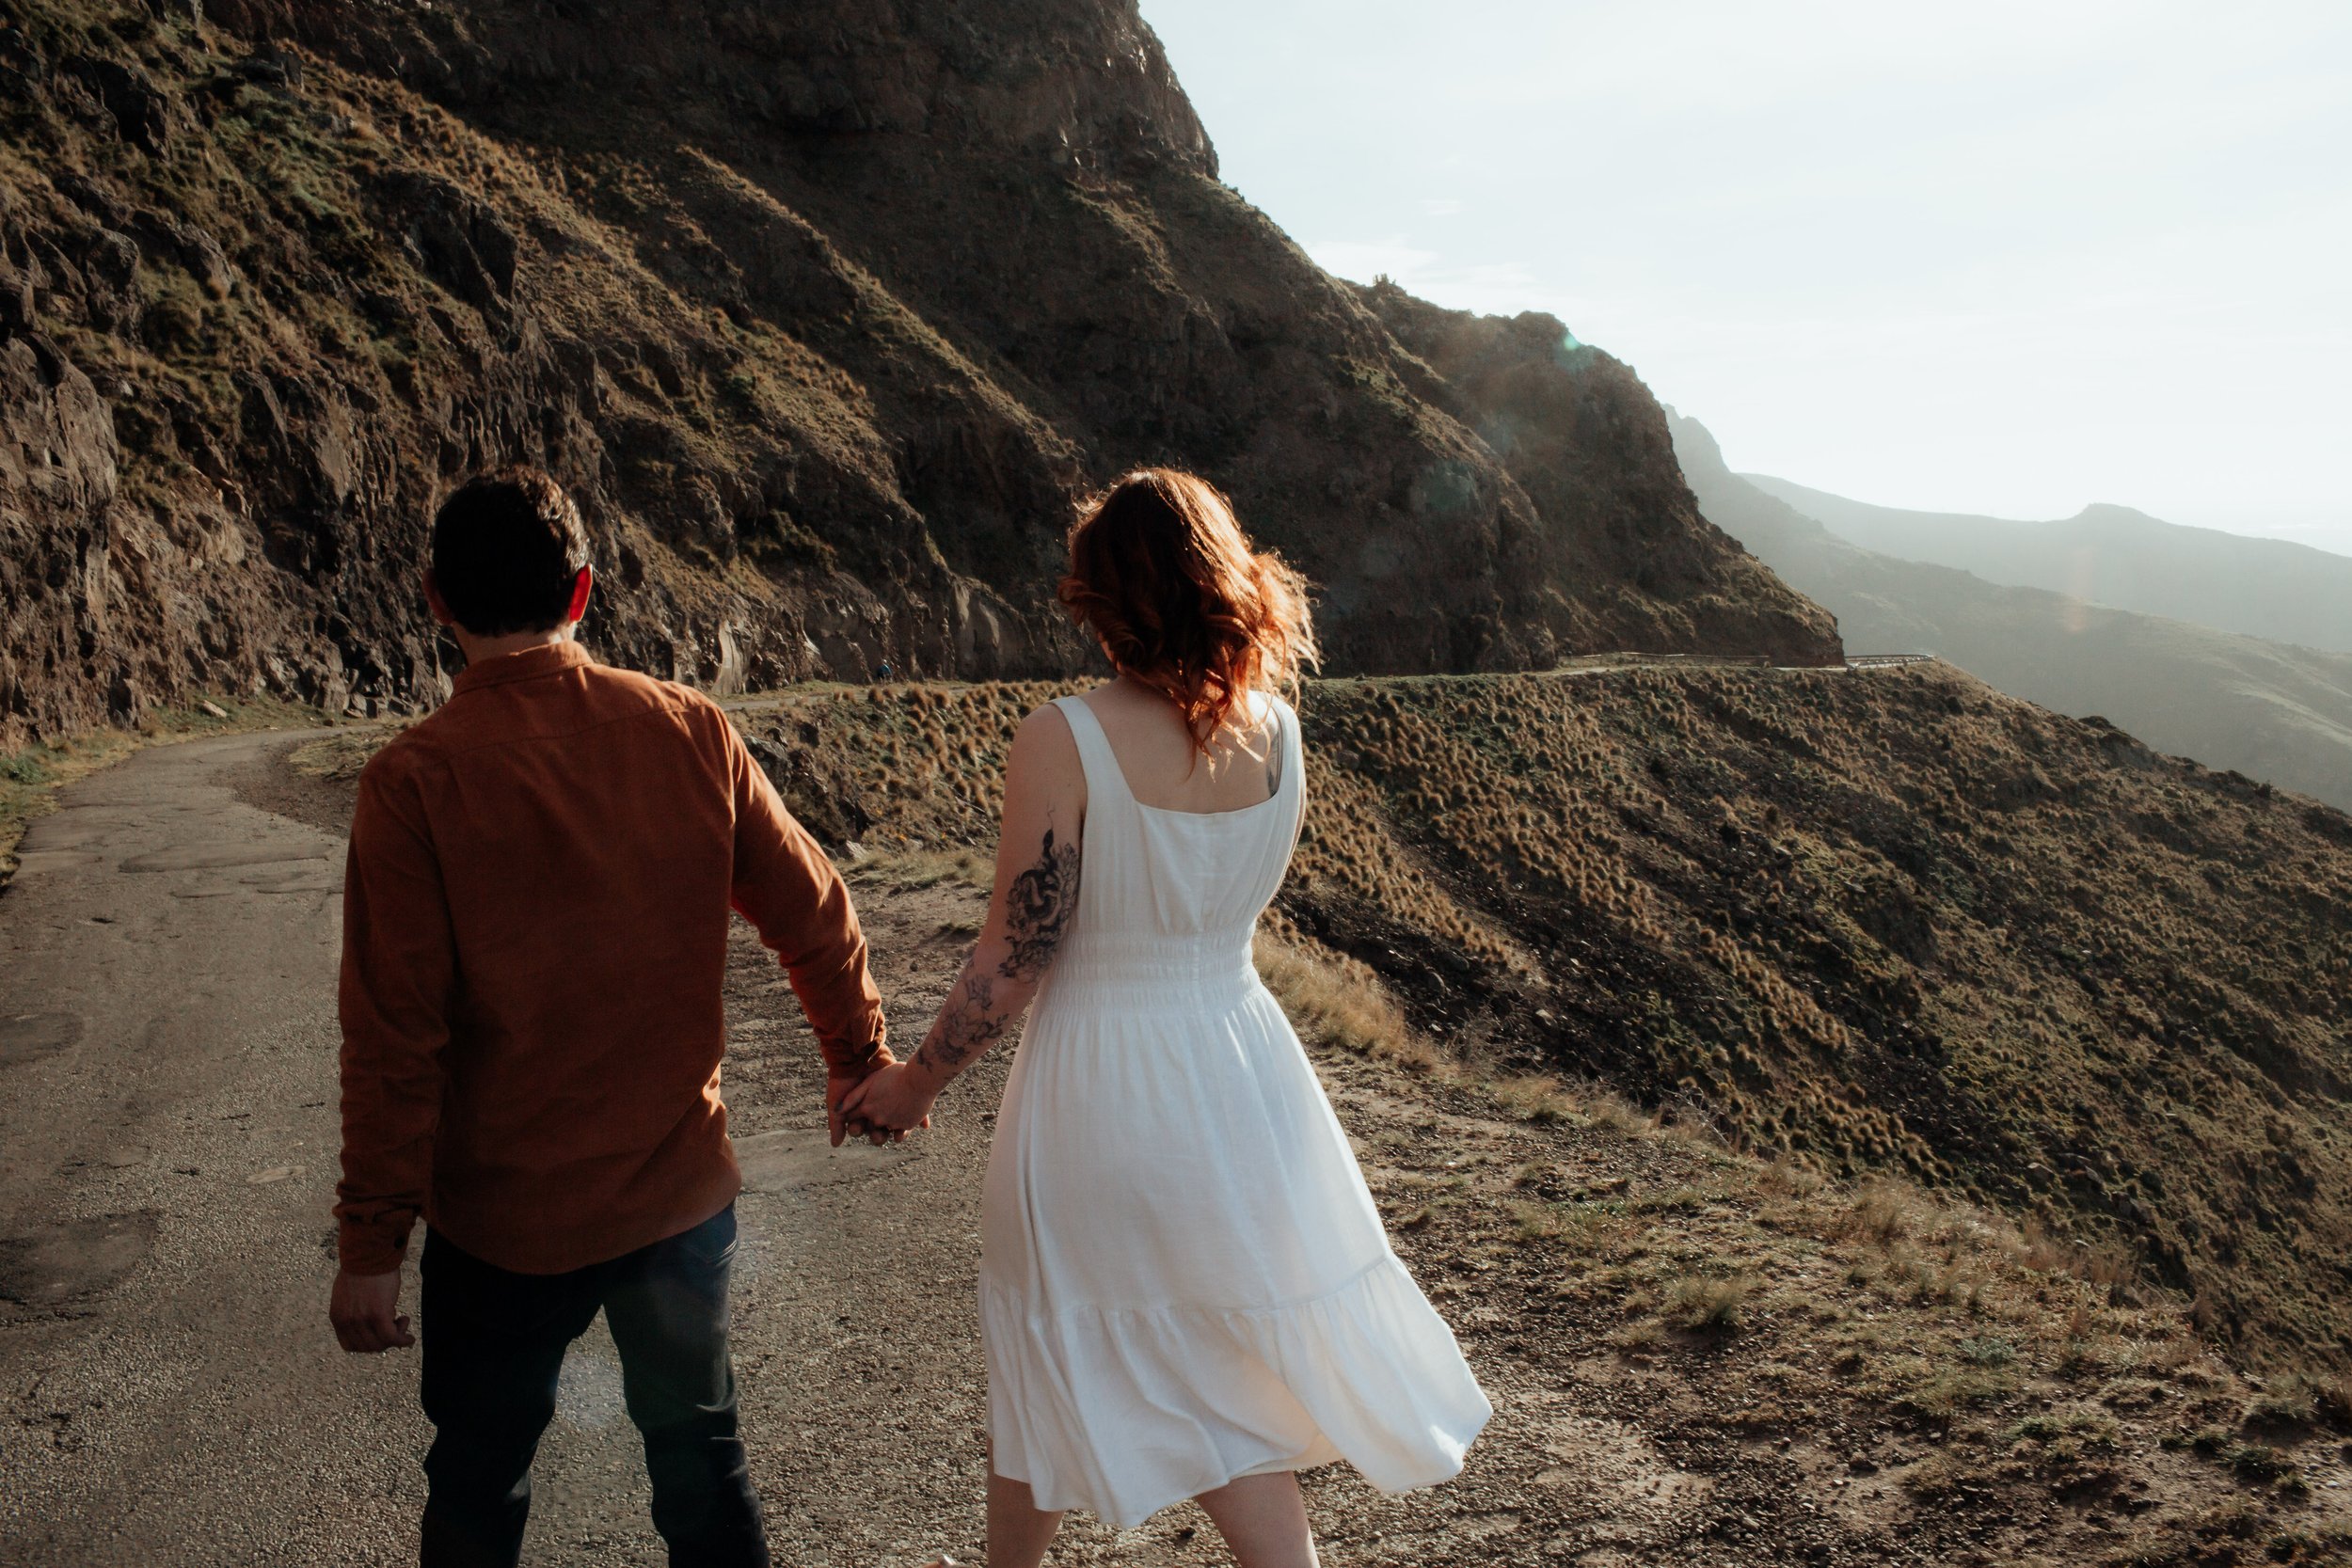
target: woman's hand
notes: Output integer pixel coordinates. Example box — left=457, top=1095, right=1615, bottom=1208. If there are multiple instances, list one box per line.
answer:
left=838, top=1060, right=939, bottom=1138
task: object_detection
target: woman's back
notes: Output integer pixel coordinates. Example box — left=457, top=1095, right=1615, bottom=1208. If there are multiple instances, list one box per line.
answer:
left=1076, top=679, right=1288, bottom=816
left=1045, top=688, right=1297, bottom=971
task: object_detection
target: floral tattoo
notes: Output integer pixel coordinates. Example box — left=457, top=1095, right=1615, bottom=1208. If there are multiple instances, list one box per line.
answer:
left=999, top=826, right=1082, bottom=978
left=914, top=819, right=1082, bottom=1081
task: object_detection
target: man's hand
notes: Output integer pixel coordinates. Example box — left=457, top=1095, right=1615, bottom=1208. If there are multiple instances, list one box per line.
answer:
left=828, top=1058, right=901, bottom=1148
left=330, top=1265, right=415, bottom=1354
left=838, top=1059, right=939, bottom=1138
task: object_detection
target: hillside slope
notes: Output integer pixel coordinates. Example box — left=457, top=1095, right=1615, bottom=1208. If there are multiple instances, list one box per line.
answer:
left=0, top=0, right=1836, bottom=749
left=1744, top=475, right=2352, bottom=654
left=1671, top=413, right=2352, bottom=813
left=725, top=669, right=2352, bottom=1378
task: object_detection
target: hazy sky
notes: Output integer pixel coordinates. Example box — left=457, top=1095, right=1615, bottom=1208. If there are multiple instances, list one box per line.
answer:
left=1144, top=1, right=2352, bottom=555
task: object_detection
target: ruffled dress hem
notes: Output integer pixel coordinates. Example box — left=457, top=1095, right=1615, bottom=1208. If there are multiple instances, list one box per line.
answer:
left=982, top=1252, right=1493, bottom=1529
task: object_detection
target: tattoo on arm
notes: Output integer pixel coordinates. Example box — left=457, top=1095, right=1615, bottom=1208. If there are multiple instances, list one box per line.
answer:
left=998, top=824, right=1081, bottom=979
left=913, top=821, right=1083, bottom=1082
left=914, top=966, right=1009, bottom=1080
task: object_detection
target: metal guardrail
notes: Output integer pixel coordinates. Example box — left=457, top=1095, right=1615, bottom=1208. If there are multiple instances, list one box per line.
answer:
left=1845, top=654, right=1938, bottom=669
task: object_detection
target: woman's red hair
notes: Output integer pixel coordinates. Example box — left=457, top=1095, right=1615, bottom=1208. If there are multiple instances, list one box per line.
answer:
left=1059, top=469, right=1318, bottom=756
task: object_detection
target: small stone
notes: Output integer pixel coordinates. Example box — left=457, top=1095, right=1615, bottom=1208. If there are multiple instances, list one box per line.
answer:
left=199, top=700, right=229, bottom=720
left=247, top=1165, right=294, bottom=1184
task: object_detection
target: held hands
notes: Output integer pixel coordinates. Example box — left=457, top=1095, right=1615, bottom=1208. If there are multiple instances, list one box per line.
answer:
left=330, top=1265, right=414, bottom=1354
left=838, top=1058, right=941, bottom=1139
left=829, top=1054, right=924, bottom=1147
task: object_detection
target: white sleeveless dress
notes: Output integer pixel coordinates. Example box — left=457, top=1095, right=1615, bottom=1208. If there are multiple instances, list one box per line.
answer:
left=978, top=691, right=1492, bottom=1528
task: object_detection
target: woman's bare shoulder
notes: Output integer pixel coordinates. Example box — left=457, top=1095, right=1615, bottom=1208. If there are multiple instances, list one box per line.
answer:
left=1009, top=699, right=1084, bottom=779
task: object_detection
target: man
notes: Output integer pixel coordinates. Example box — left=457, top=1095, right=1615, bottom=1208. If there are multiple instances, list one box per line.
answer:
left=329, top=467, right=893, bottom=1567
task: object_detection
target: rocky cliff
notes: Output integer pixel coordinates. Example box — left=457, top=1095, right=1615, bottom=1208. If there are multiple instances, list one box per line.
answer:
left=0, top=0, right=1838, bottom=748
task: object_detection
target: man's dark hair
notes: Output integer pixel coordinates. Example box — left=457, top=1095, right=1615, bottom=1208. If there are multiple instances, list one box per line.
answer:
left=430, top=467, right=591, bottom=636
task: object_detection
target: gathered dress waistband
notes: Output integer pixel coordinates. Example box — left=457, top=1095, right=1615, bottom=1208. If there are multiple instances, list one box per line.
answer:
left=1040, top=933, right=1263, bottom=1011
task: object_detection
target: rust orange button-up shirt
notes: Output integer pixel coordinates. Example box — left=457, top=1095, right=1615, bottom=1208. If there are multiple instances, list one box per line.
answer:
left=334, top=641, right=886, bottom=1275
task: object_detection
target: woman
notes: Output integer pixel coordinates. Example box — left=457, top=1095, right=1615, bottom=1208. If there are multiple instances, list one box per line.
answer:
left=844, top=469, right=1490, bottom=1568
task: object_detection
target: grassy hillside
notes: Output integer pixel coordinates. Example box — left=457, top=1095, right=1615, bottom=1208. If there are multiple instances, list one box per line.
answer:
left=1743, top=476, right=2352, bottom=655
left=728, top=667, right=2352, bottom=1380
left=1671, top=413, right=2352, bottom=814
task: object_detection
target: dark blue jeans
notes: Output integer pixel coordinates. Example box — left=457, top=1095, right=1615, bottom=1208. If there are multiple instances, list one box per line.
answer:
left=417, top=1205, right=770, bottom=1568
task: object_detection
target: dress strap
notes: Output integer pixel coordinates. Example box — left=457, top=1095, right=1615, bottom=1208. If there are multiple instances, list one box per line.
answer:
left=1051, top=695, right=1132, bottom=810
left=1272, top=693, right=1306, bottom=846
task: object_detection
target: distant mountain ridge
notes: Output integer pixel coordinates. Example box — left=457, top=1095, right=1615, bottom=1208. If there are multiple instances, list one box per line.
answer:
left=1743, top=475, right=2352, bottom=654
left=1669, top=411, right=2352, bottom=811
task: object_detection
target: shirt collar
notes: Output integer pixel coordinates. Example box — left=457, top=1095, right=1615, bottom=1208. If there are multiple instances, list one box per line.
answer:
left=450, top=640, right=592, bottom=696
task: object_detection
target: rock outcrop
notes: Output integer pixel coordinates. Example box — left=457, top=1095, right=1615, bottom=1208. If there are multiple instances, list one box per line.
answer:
left=0, top=0, right=1838, bottom=746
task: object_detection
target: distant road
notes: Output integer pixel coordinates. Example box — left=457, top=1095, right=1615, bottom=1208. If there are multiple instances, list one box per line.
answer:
left=1548, top=652, right=1939, bottom=675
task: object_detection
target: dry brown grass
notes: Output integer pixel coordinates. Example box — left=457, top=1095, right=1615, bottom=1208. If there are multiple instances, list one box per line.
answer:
left=1488, top=1071, right=1581, bottom=1125
left=1253, top=936, right=1442, bottom=1073
left=848, top=847, right=994, bottom=893
left=285, top=725, right=403, bottom=783
left=720, top=668, right=2352, bottom=1383
left=1845, top=1179, right=1921, bottom=1243
left=1755, top=1154, right=1826, bottom=1197
left=1261, top=927, right=2314, bottom=1561
left=1663, top=1273, right=1755, bottom=1330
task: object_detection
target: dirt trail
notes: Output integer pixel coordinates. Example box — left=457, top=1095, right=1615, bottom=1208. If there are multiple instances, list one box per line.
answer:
left=2, top=734, right=2341, bottom=1566
left=0, top=732, right=1729, bottom=1566
left=0, top=736, right=1406, bottom=1564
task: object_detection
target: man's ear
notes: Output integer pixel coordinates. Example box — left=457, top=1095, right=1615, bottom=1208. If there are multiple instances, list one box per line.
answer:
left=564, top=565, right=594, bottom=626
left=422, top=569, right=459, bottom=629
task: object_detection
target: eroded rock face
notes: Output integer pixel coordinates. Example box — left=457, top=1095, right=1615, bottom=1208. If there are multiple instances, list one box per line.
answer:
left=0, top=330, right=124, bottom=726
left=0, top=0, right=1838, bottom=746
left=1358, top=287, right=1843, bottom=668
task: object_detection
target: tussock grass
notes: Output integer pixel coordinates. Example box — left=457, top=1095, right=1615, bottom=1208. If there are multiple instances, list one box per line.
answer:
left=1254, top=936, right=1441, bottom=1073
left=2006, top=1409, right=2121, bottom=1453
left=1755, top=1154, right=1825, bottom=1197
left=286, top=727, right=400, bottom=783
left=850, top=847, right=994, bottom=893
left=1664, top=1273, right=1754, bottom=1331
left=1490, top=1071, right=1581, bottom=1125
left=1845, top=1180, right=1920, bottom=1243
left=1508, top=1199, right=1630, bottom=1253
left=1899, top=1362, right=2014, bottom=1419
